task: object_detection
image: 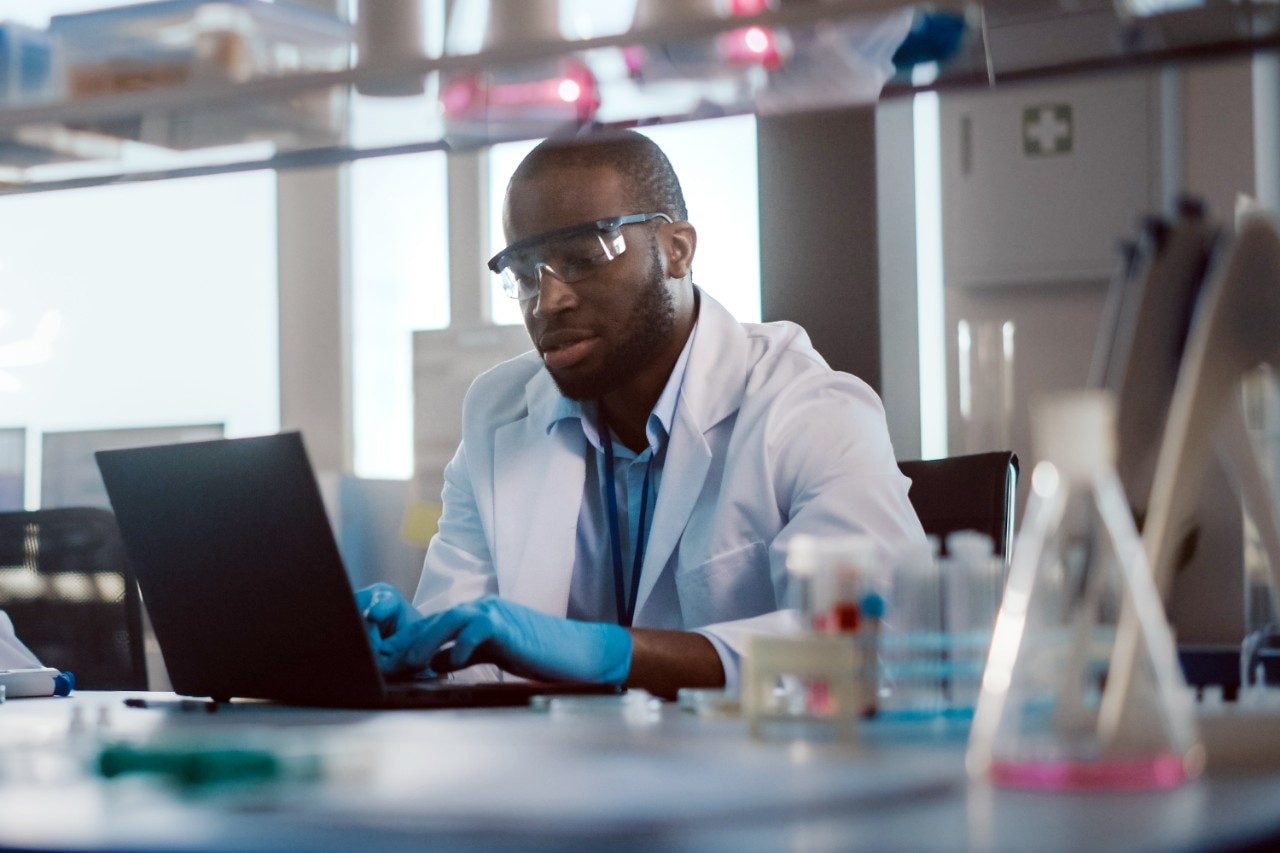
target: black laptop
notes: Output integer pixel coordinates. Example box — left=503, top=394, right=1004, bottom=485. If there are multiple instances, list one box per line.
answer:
left=95, top=433, right=618, bottom=709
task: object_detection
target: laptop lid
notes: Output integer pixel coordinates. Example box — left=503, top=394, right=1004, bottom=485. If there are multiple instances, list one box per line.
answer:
left=96, top=433, right=388, bottom=707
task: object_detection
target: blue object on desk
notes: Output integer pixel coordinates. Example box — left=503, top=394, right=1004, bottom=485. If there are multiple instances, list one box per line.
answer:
left=0, top=667, right=75, bottom=698
left=97, top=742, right=320, bottom=788
left=53, top=671, right=74, bottom=696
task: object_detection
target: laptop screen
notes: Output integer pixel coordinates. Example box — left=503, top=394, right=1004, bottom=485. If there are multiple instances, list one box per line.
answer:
left=96, top=433, right=387, bottom=706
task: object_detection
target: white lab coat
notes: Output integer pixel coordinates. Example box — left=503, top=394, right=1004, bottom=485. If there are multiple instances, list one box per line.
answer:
left=413, top=290, right=926, bottom=683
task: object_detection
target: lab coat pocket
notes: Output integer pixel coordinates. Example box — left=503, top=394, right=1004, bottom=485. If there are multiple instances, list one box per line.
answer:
left=677, top=540, right=774, bottom=628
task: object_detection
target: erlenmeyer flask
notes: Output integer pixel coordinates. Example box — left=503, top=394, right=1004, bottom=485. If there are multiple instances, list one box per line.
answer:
left=966, top=391, right=1203, bottom=790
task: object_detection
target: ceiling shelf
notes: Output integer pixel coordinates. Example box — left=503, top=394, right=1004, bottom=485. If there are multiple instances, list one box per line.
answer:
left=0, top=0, right=1277, bottom=195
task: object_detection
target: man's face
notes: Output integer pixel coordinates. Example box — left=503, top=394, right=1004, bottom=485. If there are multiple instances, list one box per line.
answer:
left=505, top=164, right=677, bottom=401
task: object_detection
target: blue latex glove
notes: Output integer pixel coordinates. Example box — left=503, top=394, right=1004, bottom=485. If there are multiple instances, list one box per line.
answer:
left=382, top=596, right=632, bottom=685
left=355, top=583, right=422, bottom=673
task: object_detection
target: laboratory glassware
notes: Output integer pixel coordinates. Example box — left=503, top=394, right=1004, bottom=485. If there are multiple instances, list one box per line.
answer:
left=742, top=534, right=879, bottom=741
left=956, top=319, right=1015, bottom=456
left=942, top=531, right=1004, bottom=712
left=967, top=391, right=1202, bottom=790
left=1242, top=365, right=1280, bottom=691
left=879, top=539, right=945, bottom=719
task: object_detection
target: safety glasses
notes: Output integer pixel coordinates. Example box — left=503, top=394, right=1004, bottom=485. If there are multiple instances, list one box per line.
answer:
left=488, top=212, right=671, bottom=302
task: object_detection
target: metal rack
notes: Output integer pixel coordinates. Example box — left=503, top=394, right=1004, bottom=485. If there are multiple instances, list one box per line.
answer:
left=1, top=0, right=1279, bottom=194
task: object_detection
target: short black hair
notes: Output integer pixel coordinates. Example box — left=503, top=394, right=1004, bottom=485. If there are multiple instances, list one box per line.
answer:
left=508, top=130, right=688, bottom=222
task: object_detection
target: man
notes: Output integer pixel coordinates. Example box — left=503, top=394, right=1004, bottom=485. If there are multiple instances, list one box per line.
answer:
left=359, top=131, right=925, bottom=699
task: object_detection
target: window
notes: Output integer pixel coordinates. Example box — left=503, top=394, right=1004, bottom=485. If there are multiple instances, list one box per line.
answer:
left=486, top=139, right=541, bottom=327
left=638, top=116, right=762, bottom=323
left=485, top=115, right=762, bottom=325
left=344, top=0, right=451, bottom=480
left=349, top=152, right=450, bottom=480
left=0, top=173, right=279, bottom=507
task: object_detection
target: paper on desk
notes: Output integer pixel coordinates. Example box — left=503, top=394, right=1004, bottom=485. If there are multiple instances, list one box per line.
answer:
left=0, top=610, right=43, bottom=669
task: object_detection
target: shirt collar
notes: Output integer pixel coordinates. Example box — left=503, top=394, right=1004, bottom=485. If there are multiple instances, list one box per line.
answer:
left=545, top=322, right=697, bottom=455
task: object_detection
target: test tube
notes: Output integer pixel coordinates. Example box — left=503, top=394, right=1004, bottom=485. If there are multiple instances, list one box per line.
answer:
left=786, top=534, right=820, bottom=632
left=784, top=534, right=880, bottom=719
left=786, top=534, right=876, bottom=633
left=882, top=538, right=944, bottom=718
left=943, top=531, right=1004, bottom=711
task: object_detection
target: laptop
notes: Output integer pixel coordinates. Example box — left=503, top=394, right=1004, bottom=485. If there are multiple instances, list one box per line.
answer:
left=95, top=433, right=619, bottom=709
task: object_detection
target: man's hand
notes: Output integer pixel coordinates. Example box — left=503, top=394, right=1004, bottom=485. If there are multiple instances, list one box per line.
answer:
left=381, top=596, right=632, bottom=685
left=355, top=583, right=422, bottom=673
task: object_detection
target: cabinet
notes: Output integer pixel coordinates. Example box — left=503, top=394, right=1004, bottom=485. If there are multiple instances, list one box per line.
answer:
left=940, top=73, right=1159, bottom=288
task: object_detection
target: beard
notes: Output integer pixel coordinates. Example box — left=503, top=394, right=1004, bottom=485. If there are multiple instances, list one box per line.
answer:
left=549, top=244, right=676, bottom=402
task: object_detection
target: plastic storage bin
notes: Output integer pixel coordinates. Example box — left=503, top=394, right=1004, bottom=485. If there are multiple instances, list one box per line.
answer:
left=0, top=23, right=91, bottom=171
left=50, top=0, right=352, bottom=98
left=49, top=1, right=353, bottom=151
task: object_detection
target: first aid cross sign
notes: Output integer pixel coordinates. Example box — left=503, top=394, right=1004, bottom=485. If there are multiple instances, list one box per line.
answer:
left=1023, top=104, right=1073, bottom=157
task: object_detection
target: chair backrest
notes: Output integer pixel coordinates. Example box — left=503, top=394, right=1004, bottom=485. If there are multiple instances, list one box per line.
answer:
left=0, top=507, right=146, bottom=689
left=897, top=452, right=1019, bottom=559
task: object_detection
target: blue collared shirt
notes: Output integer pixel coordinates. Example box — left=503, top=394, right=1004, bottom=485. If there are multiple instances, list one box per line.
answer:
left=544, top=328, right=695, bottom=625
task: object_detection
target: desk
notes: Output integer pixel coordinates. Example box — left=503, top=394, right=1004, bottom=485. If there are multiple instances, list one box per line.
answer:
left=1, top=692, right=1279, bottom=851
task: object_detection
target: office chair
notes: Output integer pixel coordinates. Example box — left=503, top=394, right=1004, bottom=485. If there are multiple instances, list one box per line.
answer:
left=897, top=452, right=1019, bottom=559
left=0, top=508, right=147, bottom=689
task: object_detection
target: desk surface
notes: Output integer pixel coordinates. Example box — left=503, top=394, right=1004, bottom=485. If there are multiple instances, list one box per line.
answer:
left=2, top=692, right=1279, bottom=851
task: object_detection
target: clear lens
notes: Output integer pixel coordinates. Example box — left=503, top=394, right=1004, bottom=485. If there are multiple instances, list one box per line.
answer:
left=499, top=267, right=524, bottom=300
left=499, top=228, right=627, bottom=300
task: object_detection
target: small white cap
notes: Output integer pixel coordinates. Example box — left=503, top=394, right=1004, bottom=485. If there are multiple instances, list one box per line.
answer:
left=947, top=530, right=995, bottom=561
left=785, top=533, right=879, bottom=577
left=894, top=537, right=937, bottom=571
left=1032, top=391, right=1117, bottom=480
left=896, top=535, right=936, bottom=560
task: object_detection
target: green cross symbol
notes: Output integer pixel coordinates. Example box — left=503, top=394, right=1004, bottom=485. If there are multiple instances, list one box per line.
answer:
left=1023, top=104, right=1073, bottom=157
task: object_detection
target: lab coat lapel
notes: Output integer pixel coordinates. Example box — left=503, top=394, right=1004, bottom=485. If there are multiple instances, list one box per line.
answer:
left=632, top=405, right=711, bottom=619
left=632, top=292, right=748, bottom=621
left=493, top=370, right=584, bottom=616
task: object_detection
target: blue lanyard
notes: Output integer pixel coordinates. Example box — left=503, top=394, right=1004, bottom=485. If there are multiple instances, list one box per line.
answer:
left=598, top=407, right=652, bottom=628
